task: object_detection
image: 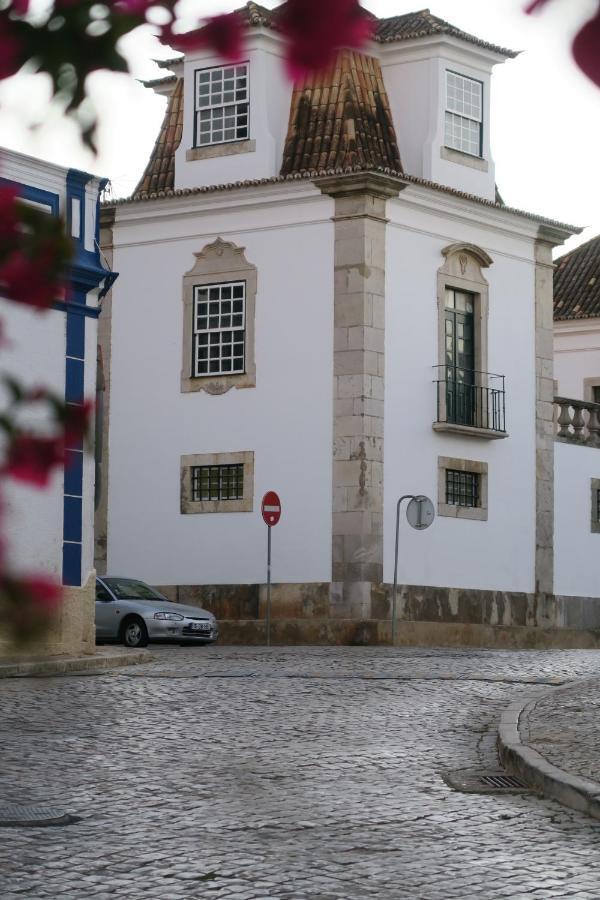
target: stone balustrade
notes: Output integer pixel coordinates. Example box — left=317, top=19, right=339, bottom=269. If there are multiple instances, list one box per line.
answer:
left=554, top=396, right=600, bottom=447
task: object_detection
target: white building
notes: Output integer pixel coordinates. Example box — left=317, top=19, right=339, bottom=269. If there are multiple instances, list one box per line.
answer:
left=0, top=148, right=115, bottom=657
left=99, top=4, right=600, bottom=647
left=553, top=235, right=600, bottom=603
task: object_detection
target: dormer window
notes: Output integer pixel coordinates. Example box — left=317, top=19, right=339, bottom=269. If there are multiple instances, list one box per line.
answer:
left=444, top=71, right=483, bottom=158
left=194, top=64, right=249, bottom=147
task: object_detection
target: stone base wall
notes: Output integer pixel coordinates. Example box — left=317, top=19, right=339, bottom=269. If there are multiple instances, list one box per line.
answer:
left=157, top=582, right=600, bottom=649
left=0, top=572, right=96, bottom=661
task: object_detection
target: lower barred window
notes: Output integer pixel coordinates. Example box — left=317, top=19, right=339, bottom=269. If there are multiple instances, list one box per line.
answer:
left=191, top=464, right=244, bottom=501
left=446, top=469, right=480, bottom=508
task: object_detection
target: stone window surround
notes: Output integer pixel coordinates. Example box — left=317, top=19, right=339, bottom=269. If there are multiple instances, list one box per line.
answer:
left=437, top=455, right=488, bottom=521
left=187, top=140, right=256, bottom=162
left=181, top=237, right=257, bottom=395
left=592, top=478, right=600, bottom=534
left=584, top=378, right=600, bottom=405
left=181, top=451, right=254, bottom=514
left=434, top=242, right=500, bottom=438
left=440, top=146, right=488, bottom=172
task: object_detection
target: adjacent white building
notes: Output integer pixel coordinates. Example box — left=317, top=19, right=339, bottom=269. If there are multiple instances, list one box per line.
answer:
left=99, top=4, right=600, bottom=647
left=0, top=148, right=115, bottom=656
left=553, top=235, right=600, bottom=601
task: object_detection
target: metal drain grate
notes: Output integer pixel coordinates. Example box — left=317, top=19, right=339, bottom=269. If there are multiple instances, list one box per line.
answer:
left=479, top=774, right=528, bottom=790
left=443, top=769, right=531, bottom=794
left=0, top=804, right=79, bottom=827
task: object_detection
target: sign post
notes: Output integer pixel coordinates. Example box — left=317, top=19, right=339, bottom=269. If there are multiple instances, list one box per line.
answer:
left=261, top=491, right=281, bottom=647
left=392, top=494, right=434, bottom=645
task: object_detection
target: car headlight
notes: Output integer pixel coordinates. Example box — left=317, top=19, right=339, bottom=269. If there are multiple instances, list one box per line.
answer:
left=154, top=612, right=184, bottom=621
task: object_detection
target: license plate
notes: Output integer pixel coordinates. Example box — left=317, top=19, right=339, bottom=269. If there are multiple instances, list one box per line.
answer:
left=190, top=622, right=210, bottom=632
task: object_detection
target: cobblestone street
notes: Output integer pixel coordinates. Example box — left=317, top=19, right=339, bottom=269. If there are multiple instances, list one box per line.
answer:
left=2, top=646, right=600, bottom=899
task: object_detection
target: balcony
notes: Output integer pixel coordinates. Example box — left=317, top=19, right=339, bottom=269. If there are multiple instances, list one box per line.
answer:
left=433, top=366, right=507, bottom=439
left=555, top=397, right=600, bottom=447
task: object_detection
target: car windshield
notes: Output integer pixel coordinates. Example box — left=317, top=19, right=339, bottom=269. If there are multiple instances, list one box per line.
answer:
left=103, top=578, right=171, bottom=602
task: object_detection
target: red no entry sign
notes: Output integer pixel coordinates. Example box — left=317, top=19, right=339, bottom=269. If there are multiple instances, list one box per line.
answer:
left=261, top=491, right=281, bottom=526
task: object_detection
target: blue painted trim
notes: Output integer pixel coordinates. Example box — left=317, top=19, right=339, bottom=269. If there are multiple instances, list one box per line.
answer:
left=52, top=300, right=100, bottom=319
left=66, top=311, right=85, bottom=360
left=0, top=176, right=60, bottom=216
left=64, top=451, right=83, bottom=497
left=63, top=496, right=83, bottom=542
left=62, top=542, right=82, bottom=587
left=65, top=358, right=85, bottom=404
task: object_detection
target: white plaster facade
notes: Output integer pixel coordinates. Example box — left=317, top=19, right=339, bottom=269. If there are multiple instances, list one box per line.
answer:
left=384, top=191, right=538, bottom=591
left=554, top=319, right=600, bottom=401
left=0, top=148, right=113, bottom=655
left=105, top=184, right=334, bottom=586
left=100, top=10, right=600, bottom=644
left=555, top=441, right=600, bottom=598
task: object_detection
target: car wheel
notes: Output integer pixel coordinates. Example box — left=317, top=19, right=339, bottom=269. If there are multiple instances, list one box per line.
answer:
left=121, top=617, right=148, bottom=648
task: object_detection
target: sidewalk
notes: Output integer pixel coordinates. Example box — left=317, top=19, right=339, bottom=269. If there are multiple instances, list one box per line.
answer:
left=499, top=675, right=600, bottom=820
left=0, top=646, right=152, bottom=677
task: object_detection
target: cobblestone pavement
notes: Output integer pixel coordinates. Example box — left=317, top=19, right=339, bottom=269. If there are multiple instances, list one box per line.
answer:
left=522, top=676, right=600, bottom=784
left=2, top=646, right=600, bottom=899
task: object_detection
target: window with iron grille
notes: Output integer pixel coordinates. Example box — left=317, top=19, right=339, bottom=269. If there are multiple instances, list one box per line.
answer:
left=446, top=469, right=480, bottom=508
left=194, top=64, right=249, bottom=147
left=193, top=282, right=245, bottom=377
left=444, top=71, right=483, bottom=157
left=191, top=464, right=244, bottom=502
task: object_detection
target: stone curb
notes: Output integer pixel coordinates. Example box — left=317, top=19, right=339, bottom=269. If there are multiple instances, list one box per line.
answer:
left=0, top=647, right=152, bottom=678
left=498, top=678, right=600, bottom=821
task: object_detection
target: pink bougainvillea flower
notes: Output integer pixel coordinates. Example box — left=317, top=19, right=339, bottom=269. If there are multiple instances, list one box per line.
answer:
left=112, top=0, right=155, bottom=16
left=0, top=248, right=65, bottom=308
left=524, top=0, right=550, bottom=12
left=5, top=435, right=65, bottom=488
left=160, top=12, right=244, bottom=63
left=20, top=575, right=63, bottom=612
left=573, top=6, right=600, bottom=87
left=0, top=184, right=20, bottom=246
left=279, top=0, right=373, bottom=78
left=11, top=0, right=30, bottom=14
left=63, top=399, right=94, bottom=445
left=0, top=24, right=23, bottom=80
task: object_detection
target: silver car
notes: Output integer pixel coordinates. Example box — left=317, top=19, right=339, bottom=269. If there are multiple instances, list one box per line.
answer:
left=95, top=576, right=219, bottom=648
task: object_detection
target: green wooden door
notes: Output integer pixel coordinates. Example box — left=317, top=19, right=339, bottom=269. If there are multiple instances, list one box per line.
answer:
left=445, top=288, right=475, bottom=425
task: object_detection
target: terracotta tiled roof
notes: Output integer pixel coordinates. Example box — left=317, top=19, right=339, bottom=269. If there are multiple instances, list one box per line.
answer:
left=156, top=3, right=517, bottom=62
left=133, top=78, right=183, bottom=198
left=280, top=51, right=401, bottom=176
left=554, top=234, right=600, bottom=321
left=375, top=9, right=517, bottom=57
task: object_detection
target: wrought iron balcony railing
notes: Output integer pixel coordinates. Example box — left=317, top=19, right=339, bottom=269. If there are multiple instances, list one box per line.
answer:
left=434, top=366, right=507, bottom=434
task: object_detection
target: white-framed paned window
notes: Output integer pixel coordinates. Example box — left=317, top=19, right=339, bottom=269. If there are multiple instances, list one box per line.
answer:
left=194, top=64, right=249, bottom=147
left=444, top=71, right=483, bottom=157
left=193, top=282, right=245, bottom=377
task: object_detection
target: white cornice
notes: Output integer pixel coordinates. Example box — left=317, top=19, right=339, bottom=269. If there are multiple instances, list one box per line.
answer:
left=113, top=180, right=326, bottom=229
left=391, top=183, right=559, bottom=245
left=554, top=319, right=600, bottom=336
left=378, top=34, right=509, bottom=71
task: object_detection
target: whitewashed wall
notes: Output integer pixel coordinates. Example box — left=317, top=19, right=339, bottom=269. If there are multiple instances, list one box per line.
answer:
left=0, top=303, right=66, bottom=577
left=107, top=184, right=334, bottom=585
left=383, top=188, right=537, bottom=591
left=555, top=441, right=600, bottom=597
left=554, top=320, right=600, bottom=400
left=380, top=37, right=502, bottom=201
